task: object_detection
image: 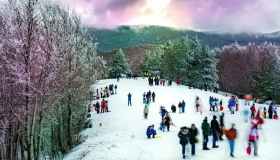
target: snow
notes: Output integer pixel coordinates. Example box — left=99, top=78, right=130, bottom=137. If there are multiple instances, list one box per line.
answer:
left=64, top=78, right=279, bottom=160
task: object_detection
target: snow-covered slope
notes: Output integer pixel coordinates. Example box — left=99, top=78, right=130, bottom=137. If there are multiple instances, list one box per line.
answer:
left=64, top=78, right=279, bottom=160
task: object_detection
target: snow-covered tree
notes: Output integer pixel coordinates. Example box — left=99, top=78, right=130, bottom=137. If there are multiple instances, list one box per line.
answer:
left=141, top=46, right=162, bottom=76
left=0, top=0, right=101, bottom=159
left=160, top=38, right=218, bottom=90
left=109, top=48, right=130, bottom=78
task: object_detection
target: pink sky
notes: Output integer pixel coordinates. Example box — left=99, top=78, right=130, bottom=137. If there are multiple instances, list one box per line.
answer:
left=58, top=0, right=280, bottom=33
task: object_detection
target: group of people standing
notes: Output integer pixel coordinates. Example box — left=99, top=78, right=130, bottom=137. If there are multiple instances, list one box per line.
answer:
left=95, top=84, right=118, bottom=100
left=91, top=84, right=118, bottom=114
left=143, top=91, right=156, bottom=104
left=147, top=77, right=172, bottom=86
left=171, top=100, right=186, bottom=113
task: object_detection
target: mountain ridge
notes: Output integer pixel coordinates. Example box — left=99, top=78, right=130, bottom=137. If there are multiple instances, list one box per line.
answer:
left=88, top=25, right=280, bottom=52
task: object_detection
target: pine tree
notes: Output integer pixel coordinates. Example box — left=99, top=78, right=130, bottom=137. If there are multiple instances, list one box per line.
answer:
left=254, top=56, right=280, bottom=102
left=141, top=47, right=162, bottom=76
left=109, top=48, right=130, bottom=78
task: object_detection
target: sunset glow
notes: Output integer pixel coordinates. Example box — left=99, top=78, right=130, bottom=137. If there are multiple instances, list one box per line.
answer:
left=58, top=0, right=280, bottom=32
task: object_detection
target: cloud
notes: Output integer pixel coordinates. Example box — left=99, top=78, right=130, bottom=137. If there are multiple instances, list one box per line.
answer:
left=56, top=0, right=280, bottom=33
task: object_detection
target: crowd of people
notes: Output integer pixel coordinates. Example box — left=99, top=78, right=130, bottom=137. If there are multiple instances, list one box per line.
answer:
left=89, top=78, right=278, bottom=159
left=143, top=92, right=273, bottom=159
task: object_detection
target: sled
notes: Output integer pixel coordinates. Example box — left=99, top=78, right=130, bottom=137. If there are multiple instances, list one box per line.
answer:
left=154, top=135, right=162, bottom=139
left=246, top=145, right=251, bottom=155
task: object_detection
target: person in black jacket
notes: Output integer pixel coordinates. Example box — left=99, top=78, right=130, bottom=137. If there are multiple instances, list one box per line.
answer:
left=152, top=92, right=156, bottom=102
left=189, top=124, right=199, bottom=156
left=201, top=117, right=211, bottom=150
left=219, top=113, right=225, bottom=140
left=268, top=103, right=273, bottom=119
left=178, top=126, right=190, bottom=159
left=211, top=115, right=220, bottom=148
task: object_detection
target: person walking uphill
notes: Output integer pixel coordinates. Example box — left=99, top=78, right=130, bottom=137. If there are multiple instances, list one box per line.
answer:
left=189, top=124, right=199, bottom=156
left=144, top=103, right=149, bottom=119
left=178, top=126, right=190, bottom=159
left=128, top=92, right=132, bottom=106
left=201, top=117, right=211, bottom=150
left=224, top=123, right=237, bottom=157
left=211, top=115, right=220, bottom=148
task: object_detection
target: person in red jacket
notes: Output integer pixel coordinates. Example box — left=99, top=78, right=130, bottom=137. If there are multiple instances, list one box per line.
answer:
left=101, top=99, right=106, bottom=113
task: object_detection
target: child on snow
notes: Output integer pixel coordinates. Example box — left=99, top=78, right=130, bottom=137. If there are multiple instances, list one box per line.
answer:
left=171, top=104, right=176, bottom=113
left=146, top=125, right=157, bottom=138
left=247, top=124, right=259, bottom=156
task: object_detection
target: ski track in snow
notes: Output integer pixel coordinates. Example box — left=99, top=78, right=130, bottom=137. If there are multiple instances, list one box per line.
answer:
left=64, top=78, right=279, bottom=160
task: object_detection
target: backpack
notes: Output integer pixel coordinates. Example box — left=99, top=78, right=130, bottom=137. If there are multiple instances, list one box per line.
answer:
left=225, top=129, right=237, bottom=140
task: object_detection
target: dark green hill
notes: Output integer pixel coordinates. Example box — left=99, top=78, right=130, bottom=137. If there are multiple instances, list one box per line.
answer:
left=88, top=25, right=280, bottom=52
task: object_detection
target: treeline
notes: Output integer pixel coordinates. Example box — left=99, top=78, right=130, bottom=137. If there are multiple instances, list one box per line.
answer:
left=142, top=38, right=219, bottom=90
left=108, top=38, right=280, bottom=103
left=0, top=0, right=105, bottom=160
left=217, top=43, right=280, bottom=102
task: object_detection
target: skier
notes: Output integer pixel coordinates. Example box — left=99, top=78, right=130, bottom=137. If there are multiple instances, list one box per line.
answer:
left=182, top=100, right=186, bottom=113
left=152, top=92, right=156, bottom=103
left=178, top=126, right=190, bottom=159
left=201, top=117, right=211, bottom=150
left=146, top=125, right=157, bottom=138
left=128, top=92, right=132, bottom=106
left=224, top=123, right=237, bottom=157
left=210, top=115, right=220, bottom=148
left=144, top=103, right=149, bottom=119
left=189, top=124, right=199, bottom=156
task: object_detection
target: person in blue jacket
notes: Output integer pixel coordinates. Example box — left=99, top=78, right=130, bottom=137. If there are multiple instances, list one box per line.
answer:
left=228, top=96, right=236, bottom=114
left=146, top=125, right=157, bottom=138
left=128, top=92, right=132, bottom=106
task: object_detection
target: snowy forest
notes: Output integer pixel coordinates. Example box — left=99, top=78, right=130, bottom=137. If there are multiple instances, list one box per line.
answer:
left=0, top=0, right=106, bottom=159
left=1, top=0, right=280, bottom=160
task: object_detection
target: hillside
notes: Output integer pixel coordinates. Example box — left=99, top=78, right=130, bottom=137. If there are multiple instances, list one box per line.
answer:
left=64, top=78, right=278, bottom=160
left=88, top=26, right=280, bottom=52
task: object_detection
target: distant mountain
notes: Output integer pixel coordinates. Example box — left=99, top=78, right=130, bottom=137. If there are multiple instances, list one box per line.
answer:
left=88, top=25, right=280, bottom=52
